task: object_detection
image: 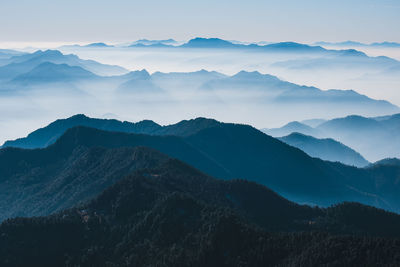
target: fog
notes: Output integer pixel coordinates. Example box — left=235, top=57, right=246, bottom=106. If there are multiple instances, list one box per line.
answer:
left=59, top=46, right=400, bottom=105
left=0, top=45, right=399, bottom=152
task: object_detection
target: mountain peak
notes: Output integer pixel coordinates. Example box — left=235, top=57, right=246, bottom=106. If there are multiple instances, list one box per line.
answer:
left=33, top=49, right=64, bottom=57
left=155, top=117, right=221, bottom=136
left=12, top=62, right=96, bottom=83
left=183, top=38, right=236, bottom=48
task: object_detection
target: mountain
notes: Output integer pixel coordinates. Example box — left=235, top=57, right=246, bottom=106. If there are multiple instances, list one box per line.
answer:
left=0, top=146, right=169, bottom=221
left=2, top=114, right=161, bottom=149
left=127, top=38, right=178, bottom=47
left=199, top=71, right=399, bottom=116
left=181, top=38, right=329, bottom=53
left=153, top=117, right=222, bottom=136
left=371, top=158, right=400, bottom=167
left=1, top=52, right=397, bottom=122
left=84, top=42, right=114, bottom=48
left=279, top=132, right=369, bottom=167
left=301, top=118, right=327, bottom=127
left=272, top=51, right=400, bottom=71
left=0, top=49, right=25, bottom=63
left=263, top=121, right=320, bottom=137
left=0, top=50, right=128, bottom=78
left=151, top=69, right=226, bottom=91
left=266, top=113, right=400, bottom=162
left=3, top=116, right=400, bottom=213
left=316, top=41, right=400, bottom=48
left=182, top=37, right=238, bottom=48
left=0, top=126, right=233, bottom=221
left=316, top=114, right=400, bottom=161
left=264, top=41, right=326, bottom=52
left=0, top=158, right=400, bottom=266
left=117, top=69, right=165, bottom=94
left=11, top=62, right=98, bottom=84
left=315, top=41, right=368, bottom=47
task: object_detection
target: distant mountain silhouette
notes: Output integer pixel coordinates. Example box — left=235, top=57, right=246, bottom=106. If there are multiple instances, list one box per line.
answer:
left=0, top=50, right=128, bottom=78
left=84, top=42, right=114, bottom=48
left=0, top=158, right=400, bottom=266
left=0, top=49, right=25, bottom=64
left=266, top=113, right=400, bottom=161
left=263, top=121, right=320, bottom=137
left=1, top=50, right=397, bottom=119
left=180, top=38, right=330, bottom=53
left=316, top=41, right=400, bottom=48
left=198, top=70, right=398, bottom=115
left=117, top=37, right=391, bottom=59
left=117, top=69, right=165, bottom=94
left=316, top=114, right=400, bottom=161
left=128, top=38, right=178, bottom=47
left=11, top=62, right=98, bottom=84
left=301, top=118, right=327, bottom=127
left=279, top=132, right=369, bottom=167
left=2, top=116, right=400, bottom=212
left=151, top=69, right=226, bottom=91
left=182, top=37, right=238, bottom=48
left=272, top=51, right=400, bottom=71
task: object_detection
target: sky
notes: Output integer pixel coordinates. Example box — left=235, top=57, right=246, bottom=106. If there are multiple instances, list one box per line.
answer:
left=0, top=0, right=399, bottom=45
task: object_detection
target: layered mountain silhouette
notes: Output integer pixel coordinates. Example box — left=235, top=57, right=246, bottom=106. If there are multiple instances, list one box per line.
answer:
left=263, top=121, right=320, bottom=137
left=2, top=114, right=162, bottom=149
left=0, top=49, right=397, bottom=119
left=0, top=158, right=400, bottom=266
left=266, top=113, right=400, bottom=161
left=11, top=62, right=98, bottom=84
left=279, top=132, right=369, bottom=167
left=2, top=115, right=400, bottom=214
left=316, top=41, right=400, bottom=48
left=0, top=50, right=127, bottom=79
left=117, top=69, right=165, bottom=94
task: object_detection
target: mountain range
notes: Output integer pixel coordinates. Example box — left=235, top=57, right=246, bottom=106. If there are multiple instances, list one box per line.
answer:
left=0, top=49, right=128, bottom=79
left=316, top=41, right=400, bottom=48
left=2, top=115, right=400, bottom=214
left=265, top=113, right=400, bottom=162
left=279, top=132, right=369, bottom=167
left=0, top=49, right=397, bottom=122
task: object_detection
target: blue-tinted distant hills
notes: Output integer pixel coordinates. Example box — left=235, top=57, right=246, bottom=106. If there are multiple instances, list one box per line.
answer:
left=128, top=38, right=179, bottom=47
left=0, top=49, right=128, bottom=78
left=199, top=70, right=398, bottom=114
left=101, top=37, right=371, bottom=55
left=0, top=51, right=397, bottom=119
left=182, top=37, right=239, bottom=48
left=0, top=49, right=26, bottom=63
left=84, top=42, right=114, bottom=48
left=272, top=52, right=400, bottom=71
left=266, top=113, right=400, bottom=162
left=11, top=62, right=98, bottom=84
left=316, top=41, right=400, bottom=48
left=180, top=38, right=330, bottom=53
left=263, top=121, right=320, bottom=137
left=279, top=132, right=369, bottom=167
left=117, top=69, right=165, bottom=94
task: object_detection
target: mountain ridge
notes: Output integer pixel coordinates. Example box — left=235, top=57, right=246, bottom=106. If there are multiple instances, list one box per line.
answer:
left=2, top=118, right=400, bottom=213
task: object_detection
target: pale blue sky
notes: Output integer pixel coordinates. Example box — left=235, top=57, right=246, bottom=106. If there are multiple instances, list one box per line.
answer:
left=0, top=0, right=399, bottom=43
